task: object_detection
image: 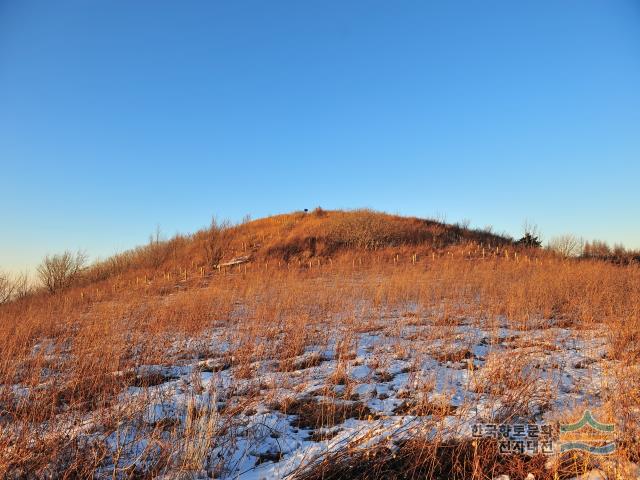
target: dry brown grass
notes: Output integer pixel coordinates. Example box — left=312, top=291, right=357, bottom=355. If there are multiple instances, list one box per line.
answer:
left=1, top=210, right=639, bottom=477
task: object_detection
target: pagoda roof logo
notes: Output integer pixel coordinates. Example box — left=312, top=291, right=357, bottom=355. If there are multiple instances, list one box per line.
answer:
left=559, top=410, right=616, bottom=455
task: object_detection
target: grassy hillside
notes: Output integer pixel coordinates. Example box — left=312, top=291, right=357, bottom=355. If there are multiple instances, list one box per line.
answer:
left=1, top=210, right=638, bottom=479
left=80, top=208, right=513, bottom=286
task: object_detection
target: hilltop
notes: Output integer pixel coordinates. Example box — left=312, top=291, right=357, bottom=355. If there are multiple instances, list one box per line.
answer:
left=81, top=208, right=513, bottom=285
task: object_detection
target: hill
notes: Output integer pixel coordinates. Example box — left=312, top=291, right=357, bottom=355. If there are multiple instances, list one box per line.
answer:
left=82, top=208, right=513, bottom=285
left=3, top=210, right=637, bottom=479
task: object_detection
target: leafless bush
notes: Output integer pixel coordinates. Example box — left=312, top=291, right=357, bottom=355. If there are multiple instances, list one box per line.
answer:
left=12, top=272, right=31, bottom=300
left=458, top=218, right=471, bottom=229
left=548, top=234, right=584, bottom=257
left=583, top=240, right=611, bottom=258
left=582, top=239, right=640, bottom=264
left=145, top=226, right=170, bottom=269
left=0, top=271, right=15, bottom=304
left=203, top=218, right=232, bottom=267
left=37, top=250, right=87, bottom=293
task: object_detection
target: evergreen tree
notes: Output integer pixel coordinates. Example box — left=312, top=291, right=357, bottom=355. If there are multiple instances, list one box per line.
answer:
left=517, top=232, right=542, bottom=248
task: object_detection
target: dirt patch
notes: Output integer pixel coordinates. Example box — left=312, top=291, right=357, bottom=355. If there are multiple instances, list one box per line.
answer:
left=255, top=451, right=283, bottom=466
left=125, top=371, right=179, bottom=388
left=433, top=348, right=473, bottom=363
left=375, top=370, right=396, bottom=382
left=308, top=427, right=343, bottom=442
left=393, top=399, right=457, bottom=416
left=198, top=358, right=232, bottom=373
left=275, top=397, right=375, bottom=429
left=279, top=353, right=326, bottom=372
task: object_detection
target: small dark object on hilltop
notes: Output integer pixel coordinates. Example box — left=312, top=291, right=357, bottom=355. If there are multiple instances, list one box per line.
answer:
left=517, top=232, right=542, bottom=248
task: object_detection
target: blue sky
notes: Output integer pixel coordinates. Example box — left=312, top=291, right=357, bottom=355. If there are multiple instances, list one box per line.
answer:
left=1, top=1, right=639, bottom=273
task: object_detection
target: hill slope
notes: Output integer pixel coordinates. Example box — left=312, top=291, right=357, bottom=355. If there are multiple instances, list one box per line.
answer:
left=84, top=208, right=512, bottom=284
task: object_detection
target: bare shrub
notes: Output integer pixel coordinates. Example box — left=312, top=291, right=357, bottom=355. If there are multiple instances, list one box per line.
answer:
left=145, top=225, right=170, bottom=269
left=203, top=218, right=232, bottom=267
left=0, top=271, right=32, bottom=303
left=548, top=234, right=584, bottom=257
left=0, top=271, right=15, bottom=304
left=37, top=250, right=87, bottom=293
left=583, top=240, right=611, bottom=258
left=12, top=272, right=31, bottom=300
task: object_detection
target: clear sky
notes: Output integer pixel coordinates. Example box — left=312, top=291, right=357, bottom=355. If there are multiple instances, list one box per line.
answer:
left=1, top=1, right=639, bottom=273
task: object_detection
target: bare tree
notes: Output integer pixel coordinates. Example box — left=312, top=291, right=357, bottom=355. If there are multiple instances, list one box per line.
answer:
left=0, top=271, right=16, bottom=304
left=613, top=243, right=627, bottom=257
left=37, top=250, right=87, bottom=293
left=583, top=240, right=611, bottom=258
left=548, top=235, right=584, bottom=257
left=12, top=272, right=31, bottom=300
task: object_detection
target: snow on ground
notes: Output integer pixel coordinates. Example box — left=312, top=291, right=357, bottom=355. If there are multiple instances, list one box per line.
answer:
left=7, top=310, right=637, bottom=478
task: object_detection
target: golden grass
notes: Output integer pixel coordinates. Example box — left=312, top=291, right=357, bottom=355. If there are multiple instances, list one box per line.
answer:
left=1, top=210, right=639, bottom=477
